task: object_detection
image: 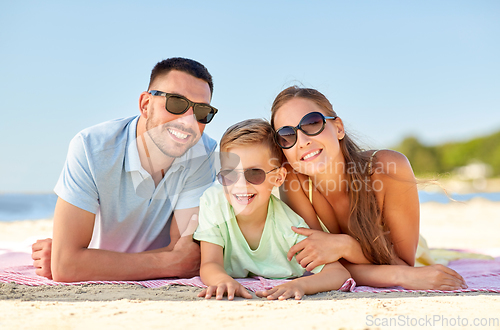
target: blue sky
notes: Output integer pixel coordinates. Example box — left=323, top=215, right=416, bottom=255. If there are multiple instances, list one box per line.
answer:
left=1, top=1, right=499, bottom=192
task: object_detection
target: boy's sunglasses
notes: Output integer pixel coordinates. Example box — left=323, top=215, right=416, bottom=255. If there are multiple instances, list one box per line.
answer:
left=149, top=90, right=218, bottom=124
left=275, top=111, right=337, bottom=149
left=217, top=167, right=280, bottom=186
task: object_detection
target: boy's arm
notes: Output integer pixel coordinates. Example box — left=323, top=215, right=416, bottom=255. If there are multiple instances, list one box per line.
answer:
left=256, top=261, right=351, bottom=300
left=198, top=241, right=252, bottom=300
left=48, top=198, right=200, bottom=282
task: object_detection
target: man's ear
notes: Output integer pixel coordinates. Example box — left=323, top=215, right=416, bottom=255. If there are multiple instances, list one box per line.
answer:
left=138, top=91, right=151, bottom=119
left=273, top=166, right=287, bottom=188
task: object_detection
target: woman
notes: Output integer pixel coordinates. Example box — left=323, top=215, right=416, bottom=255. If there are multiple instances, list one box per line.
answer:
left=271, top=86, right=466, bottom=290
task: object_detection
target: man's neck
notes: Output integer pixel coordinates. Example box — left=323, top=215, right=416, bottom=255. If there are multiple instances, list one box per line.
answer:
left=136, top=117, right=175, bottom=187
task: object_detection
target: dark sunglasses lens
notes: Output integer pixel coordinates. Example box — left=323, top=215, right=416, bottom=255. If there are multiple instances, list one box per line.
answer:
left=301, top=112, right=325, bottom=135
left=194, top=105, right=214, bottom=124
left=218, top=170, right=237, bottom=186
left=244, top=169, right=266, bottom=185
left=276, top=127, right=297, bottom=148
left=166, top=96, right=188, bottom=114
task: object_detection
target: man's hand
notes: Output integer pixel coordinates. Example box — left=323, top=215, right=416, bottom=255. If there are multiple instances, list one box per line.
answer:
left=32, top=238, right=53, bottom=279
left=171, top=235, right=201, bottom=278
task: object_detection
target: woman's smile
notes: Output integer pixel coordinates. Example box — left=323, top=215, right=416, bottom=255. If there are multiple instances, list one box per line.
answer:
left=301, top=149, right=322, bottom=161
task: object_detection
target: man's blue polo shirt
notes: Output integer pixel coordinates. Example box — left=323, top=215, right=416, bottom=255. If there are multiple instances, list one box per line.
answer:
left=54, top=115, right=217, bottom=253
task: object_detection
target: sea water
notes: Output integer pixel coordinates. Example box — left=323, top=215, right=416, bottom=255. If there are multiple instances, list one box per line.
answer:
left=0, top=193, right=58, bottom=222
left=1, top=191, right=500, bottom=222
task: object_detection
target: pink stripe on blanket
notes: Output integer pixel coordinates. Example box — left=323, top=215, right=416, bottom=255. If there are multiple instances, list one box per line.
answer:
left=1, top=250, right=499, bottom=294
left=0, top=261, right=354, bottom=292
left=352, top=257, right=500, bottom=293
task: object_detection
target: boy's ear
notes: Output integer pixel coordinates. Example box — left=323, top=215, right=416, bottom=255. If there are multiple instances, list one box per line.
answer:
left=273, top=166, right=287, bottom=188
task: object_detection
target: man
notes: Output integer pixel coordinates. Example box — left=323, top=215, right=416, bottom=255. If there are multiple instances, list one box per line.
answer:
left=31, top=58, right=218, bottom=282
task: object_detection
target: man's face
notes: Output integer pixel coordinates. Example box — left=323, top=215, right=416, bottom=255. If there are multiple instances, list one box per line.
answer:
left=145, top=70, right=212, bottom=158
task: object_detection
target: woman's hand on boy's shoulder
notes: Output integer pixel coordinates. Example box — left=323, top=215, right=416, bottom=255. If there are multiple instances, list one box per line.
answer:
left=198, top=279, right=253, bottom=300
left=288, top=227, right=354, bottom=270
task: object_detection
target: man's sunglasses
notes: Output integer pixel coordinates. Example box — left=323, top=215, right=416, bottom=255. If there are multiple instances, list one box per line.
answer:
left=275, top=112, right=337, bottom=149
left=149, top=90, right=218, bottom=124
left=217, top=167, right=281, bottom=186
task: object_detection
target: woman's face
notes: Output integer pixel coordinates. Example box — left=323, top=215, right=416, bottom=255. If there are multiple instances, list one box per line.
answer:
left=273, top=97, right=345, bottom=176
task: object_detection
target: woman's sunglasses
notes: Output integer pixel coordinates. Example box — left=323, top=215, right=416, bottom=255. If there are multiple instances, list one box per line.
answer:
left=275, top=112, right=337, bottom=149
left=217, top=167, right=280, bottom=186
left=149, top=90, right=218, bottom=124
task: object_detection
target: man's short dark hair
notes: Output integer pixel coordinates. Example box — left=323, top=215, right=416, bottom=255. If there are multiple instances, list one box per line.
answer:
left=148, top=57, right=214, bottom=97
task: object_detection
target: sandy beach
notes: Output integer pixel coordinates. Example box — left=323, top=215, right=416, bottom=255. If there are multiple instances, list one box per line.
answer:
left=1, top=199, right=500, bottom=329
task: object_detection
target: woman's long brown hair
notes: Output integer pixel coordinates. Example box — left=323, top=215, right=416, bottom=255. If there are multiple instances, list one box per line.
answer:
left=271, top=86, right=395, bottom=265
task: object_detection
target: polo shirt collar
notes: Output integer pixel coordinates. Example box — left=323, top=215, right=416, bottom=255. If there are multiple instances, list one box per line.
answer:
left=124, top=116, right=142, bottom=173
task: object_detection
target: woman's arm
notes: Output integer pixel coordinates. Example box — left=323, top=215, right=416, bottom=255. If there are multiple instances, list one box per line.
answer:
left=344, top=151, right=465, bottom=289
left=371, top=150, right=420, bottom=266
left=281, top=164, right=370, bottom=267
left=342, top=262, right=466, bottom=290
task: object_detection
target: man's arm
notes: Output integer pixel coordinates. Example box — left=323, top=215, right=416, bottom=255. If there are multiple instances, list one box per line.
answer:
left=49, top=198, right=200, bottom=282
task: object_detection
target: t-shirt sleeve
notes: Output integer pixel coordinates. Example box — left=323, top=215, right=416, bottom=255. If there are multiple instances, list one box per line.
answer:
left=175, top=142, right=217, bottom=210
left=193, top=187, right=225, bottom=247
left=54, top=133, right=99, bottom=214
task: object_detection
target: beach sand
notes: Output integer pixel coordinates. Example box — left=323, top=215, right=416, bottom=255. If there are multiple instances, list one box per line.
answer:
left=1, top=199, right=499, bottom=329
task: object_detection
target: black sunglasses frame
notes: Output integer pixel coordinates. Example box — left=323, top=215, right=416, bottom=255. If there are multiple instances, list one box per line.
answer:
left=148, top=90, right=218, bottom=124
left=275, top=111, right=337, bottom=149
left=217, top=167, right=281, bottom=186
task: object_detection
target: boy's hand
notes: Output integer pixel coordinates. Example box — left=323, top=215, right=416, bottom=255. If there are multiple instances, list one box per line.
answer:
left=256, top=281, right=305, bottom=300
left=198, top=280, right=253, bottom=300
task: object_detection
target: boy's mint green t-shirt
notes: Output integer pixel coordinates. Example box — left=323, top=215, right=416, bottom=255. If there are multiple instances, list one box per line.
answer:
left=193, top=184, right=324, bottom=279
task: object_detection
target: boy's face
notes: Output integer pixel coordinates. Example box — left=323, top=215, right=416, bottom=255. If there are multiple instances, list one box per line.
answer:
left=220, top=144, right=285, bottom=218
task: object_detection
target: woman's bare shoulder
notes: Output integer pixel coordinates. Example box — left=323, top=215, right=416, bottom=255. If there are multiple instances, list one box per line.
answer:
left=370, top=149, right=414, bottom=179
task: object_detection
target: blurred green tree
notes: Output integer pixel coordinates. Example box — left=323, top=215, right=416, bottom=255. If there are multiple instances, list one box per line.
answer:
left=393, top=131, right=500, bottom=177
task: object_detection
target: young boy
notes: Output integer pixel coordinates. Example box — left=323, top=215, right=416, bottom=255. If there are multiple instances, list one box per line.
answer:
left=193, top=119, right=350, bottom=300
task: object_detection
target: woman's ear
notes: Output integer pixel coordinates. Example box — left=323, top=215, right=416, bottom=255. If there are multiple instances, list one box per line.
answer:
left=138, top=91, right=151, bottom=119
left=334, top=117, right=345, bottom=140
left=273, top=166, right=287, bottom=188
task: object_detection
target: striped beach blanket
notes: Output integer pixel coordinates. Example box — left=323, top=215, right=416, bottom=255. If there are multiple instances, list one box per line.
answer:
left=1, top=246, right=499, bottom=294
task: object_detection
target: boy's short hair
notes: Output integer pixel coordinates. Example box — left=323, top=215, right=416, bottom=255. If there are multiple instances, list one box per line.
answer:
left=220, top=119, right=283, bottom=165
